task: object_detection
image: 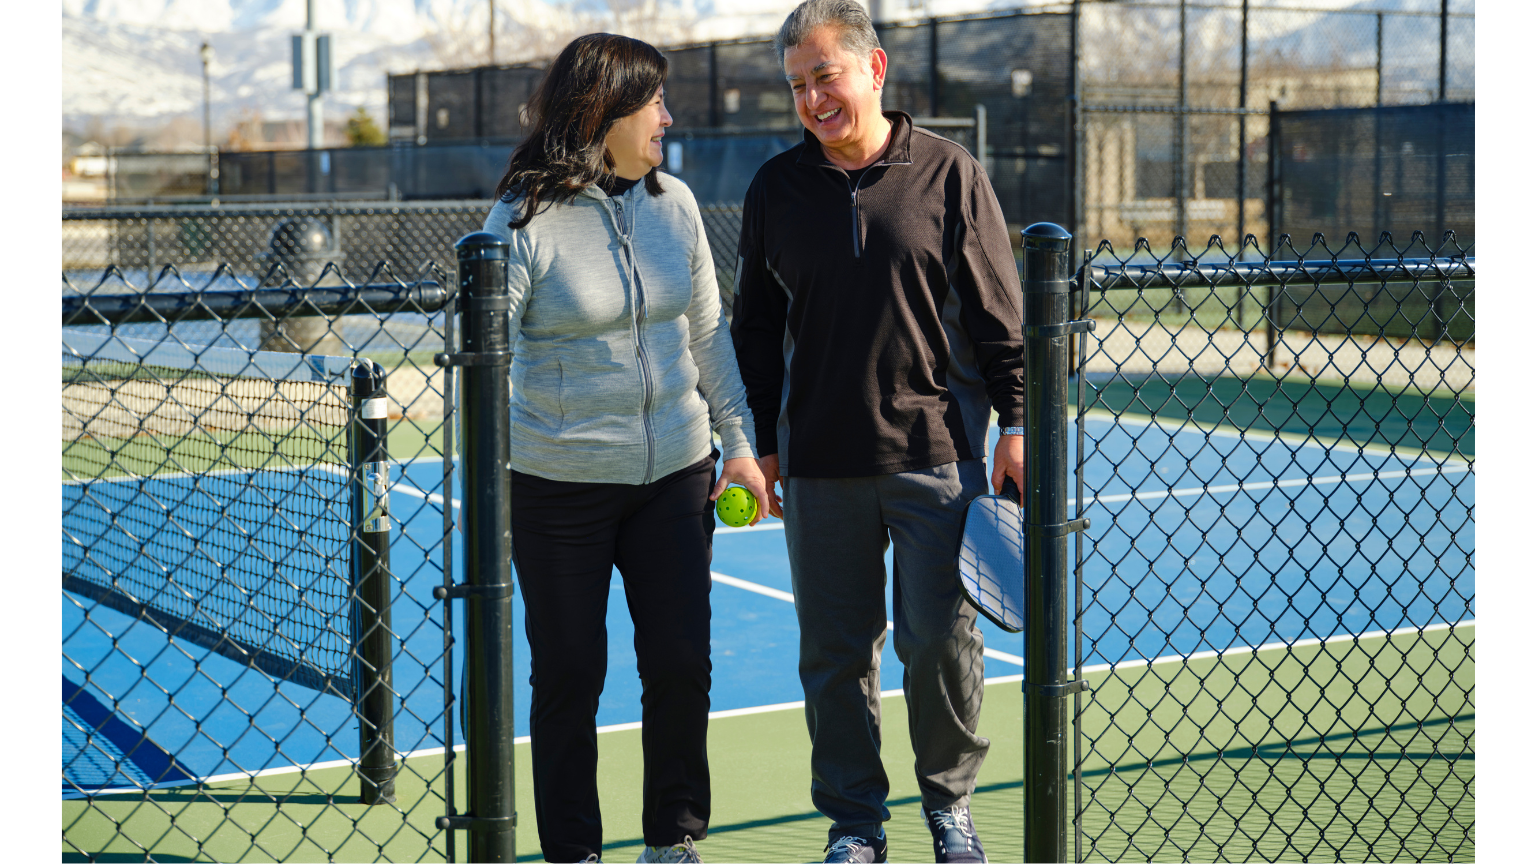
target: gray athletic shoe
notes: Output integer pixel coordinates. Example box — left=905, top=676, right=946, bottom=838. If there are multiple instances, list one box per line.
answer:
left=823, top=829, right=888, bottom=863
left=923, top=805, right=986, bottom=863
left=637, top=835, right=702, bottom=863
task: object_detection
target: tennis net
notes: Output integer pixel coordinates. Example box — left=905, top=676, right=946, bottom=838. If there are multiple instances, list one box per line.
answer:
left=62, top=330, right=361, bottom=696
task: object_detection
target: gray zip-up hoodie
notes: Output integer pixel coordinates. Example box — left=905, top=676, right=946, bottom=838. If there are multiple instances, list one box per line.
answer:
left=482, top=172, right=756, bottom=485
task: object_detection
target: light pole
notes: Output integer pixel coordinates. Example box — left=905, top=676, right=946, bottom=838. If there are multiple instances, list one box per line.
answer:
left=201, top=41, right=218, bottom=197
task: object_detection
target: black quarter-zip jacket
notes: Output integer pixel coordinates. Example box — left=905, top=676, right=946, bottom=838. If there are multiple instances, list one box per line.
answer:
left=729, top=111, right=1025, bottom=479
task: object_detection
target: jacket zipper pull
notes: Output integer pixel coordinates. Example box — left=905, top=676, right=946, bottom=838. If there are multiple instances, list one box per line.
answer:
left=613, top=198, right=644, bottom=319
left=850, top=189, right=861, bottom=258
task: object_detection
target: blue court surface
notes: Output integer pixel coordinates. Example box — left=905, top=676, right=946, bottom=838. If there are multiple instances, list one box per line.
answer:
left=62, top=419, right=1472, bottom=793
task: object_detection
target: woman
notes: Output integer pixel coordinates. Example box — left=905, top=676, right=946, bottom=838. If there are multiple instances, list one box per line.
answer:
left=481, top=33, right=771, bottom=864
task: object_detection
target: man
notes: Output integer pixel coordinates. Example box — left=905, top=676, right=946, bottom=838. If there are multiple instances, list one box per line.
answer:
left=728, top=2, right=1025, bottom=862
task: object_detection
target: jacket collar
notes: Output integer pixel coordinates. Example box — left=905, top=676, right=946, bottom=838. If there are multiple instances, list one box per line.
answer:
left=578, top=176, right=644, bottom=202
left=795, top=110, right=914, bottom=170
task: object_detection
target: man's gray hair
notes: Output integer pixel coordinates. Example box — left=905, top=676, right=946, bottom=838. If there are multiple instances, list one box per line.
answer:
left=775, top=0, right=882, bottom=69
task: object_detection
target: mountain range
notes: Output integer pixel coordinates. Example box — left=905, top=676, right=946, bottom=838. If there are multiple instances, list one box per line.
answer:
left=62, top=0, right=1471, bottom=137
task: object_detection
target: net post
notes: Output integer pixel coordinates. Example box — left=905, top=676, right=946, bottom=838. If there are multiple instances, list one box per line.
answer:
left=1020, top=222, right=1073, bottom=863
left=445, top=231, right=517, bottom=862
left=351, top=360, right=397, bottom=805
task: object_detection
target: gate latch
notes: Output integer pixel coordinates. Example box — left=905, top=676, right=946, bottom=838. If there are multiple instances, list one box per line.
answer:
left=433, top=582, right=516, bottom=601
left=1026, top=517, right=1091, bottom=538
left=436, top=812, right=518, bottom=832
left=1023, top=680, right=1092, bottom=697
left=434, top=352, right=511, bottom=367
left=1024, top=319, right=1096, bottom=339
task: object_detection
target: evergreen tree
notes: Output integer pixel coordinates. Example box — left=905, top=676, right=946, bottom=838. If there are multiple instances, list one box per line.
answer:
left=346, top=107, right=387, bottom=147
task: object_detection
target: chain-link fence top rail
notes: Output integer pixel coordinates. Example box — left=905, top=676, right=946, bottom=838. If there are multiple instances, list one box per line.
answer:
left=62, top=265, right=467, bottom=862
left=1066, top=230, right=1473, bottom=861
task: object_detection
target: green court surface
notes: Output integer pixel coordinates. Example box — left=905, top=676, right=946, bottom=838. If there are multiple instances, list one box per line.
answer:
left=63, top=627, right=1471, bottom=863
left=62, top=419, right=444, bottom=482
left=1088, top=374, right=1474, bottom=457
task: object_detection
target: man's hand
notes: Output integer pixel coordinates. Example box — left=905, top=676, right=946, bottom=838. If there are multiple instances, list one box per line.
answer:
left=711, top=456, right=775, bottom=526
left=754, top=453, right=784, bottom=519
left=991, top=433, right=1025, bottom=502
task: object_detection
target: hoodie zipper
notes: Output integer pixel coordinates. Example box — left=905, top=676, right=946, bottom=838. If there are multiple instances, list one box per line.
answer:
left=613, top=195, right=656, bottom=484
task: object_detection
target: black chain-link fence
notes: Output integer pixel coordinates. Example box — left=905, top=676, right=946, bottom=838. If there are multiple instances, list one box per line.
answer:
left=96, top=2, right=1474, bottom=254
left=61, top=193, right=1475, bottom=859
left=62, top=202, right=489, bottom=280
left=62, top=264, right=468, bottom=861
left=265, top=8, right=1075, bottom=223
left=1271, top=102, right=1474, bottom=252
left=1063, top=230, right=1474, bottom=861
left=62, top=202, right=752, bottom=333
left=1080, top=0, right=1473, bottom=252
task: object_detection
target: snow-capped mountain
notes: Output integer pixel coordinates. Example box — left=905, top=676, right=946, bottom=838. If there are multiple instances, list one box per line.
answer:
left=63, top=0, right=1066, bottom=134
left=62, top=0, right=1473, bottom=136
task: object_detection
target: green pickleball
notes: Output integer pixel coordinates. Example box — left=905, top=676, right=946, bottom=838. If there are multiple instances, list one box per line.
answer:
left=715, top=486, right=758, bottom=527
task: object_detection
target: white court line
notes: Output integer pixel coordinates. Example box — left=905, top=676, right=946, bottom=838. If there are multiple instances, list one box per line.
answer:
left=1088, top=462, right=1471, bottom=507
left=390, top=482, right=454, bottom=509
left=710, top=572, right=1026, bottom=667
left=710, top=571, right=793, bottom=602
left=1080, top=408, right=1465, bottom=462
left=715, top=519, right=785, bottom=534
left=66, top=618, right=1471, bottom=799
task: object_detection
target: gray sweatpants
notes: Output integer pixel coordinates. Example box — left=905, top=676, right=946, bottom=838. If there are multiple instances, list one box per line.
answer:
left=782, top=459, right=991, bottom=842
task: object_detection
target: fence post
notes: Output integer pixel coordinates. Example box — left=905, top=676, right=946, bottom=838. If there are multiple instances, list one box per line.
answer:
left=352, top=360, right=397, bottom=805
left=1265, top=100, right=1280, bottom=371
left=1021, top=222, right=1076, bottom=863
left=1237, top=0, right=1250, bottom=270
left=928, top=16, right=941, bottom=117
left=974, top=103, right=988, bottom=173
left=433, top=232, right=517, bottom=861
left=708, top=42, right=720, bottom=128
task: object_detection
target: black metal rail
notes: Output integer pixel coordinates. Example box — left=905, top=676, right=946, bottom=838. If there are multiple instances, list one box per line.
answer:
left=62, top=281, right=447, bottom=325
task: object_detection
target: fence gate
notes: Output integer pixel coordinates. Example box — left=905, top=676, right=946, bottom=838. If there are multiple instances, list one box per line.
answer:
left=1067, top=231, right=1474, bottom=861
left=62, top=263, right=466, bottom=862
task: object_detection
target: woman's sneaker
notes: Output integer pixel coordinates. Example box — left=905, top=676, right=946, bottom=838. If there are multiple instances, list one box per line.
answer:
left=636, top=835, right=702, bottom=863
left=922, top=805, right=986, bottom=863
left=823, top=829, right=887, bottom=863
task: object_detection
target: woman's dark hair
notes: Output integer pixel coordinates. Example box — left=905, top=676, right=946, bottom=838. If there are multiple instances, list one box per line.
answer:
left=494, top=33, right=668, bottom=229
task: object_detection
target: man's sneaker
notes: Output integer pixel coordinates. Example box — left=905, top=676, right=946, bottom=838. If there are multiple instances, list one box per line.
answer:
left=636, top=835, right=702, bottom=863
left=823, top=829, right=888, bottom=863
left=923, top=805, right=986, bottom=863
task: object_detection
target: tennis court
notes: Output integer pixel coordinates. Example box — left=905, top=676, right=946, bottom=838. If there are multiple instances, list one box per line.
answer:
left=64, top=403, right=1472, bottom=861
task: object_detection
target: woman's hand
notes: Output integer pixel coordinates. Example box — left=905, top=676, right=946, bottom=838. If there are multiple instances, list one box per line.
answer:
left=710, top=456, right=775, bottom=526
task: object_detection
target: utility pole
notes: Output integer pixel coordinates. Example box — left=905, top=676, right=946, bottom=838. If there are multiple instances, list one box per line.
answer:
left=201, top=41, right=218, bottom=197
left=292, top=0, right=331, bottom=193
left=306, top=0, right=322, bottom=149
left=488, top=0, right=496, bottom=66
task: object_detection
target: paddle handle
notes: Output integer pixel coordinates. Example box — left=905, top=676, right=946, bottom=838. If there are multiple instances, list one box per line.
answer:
left=1002, top=475, right=1021, bottom=505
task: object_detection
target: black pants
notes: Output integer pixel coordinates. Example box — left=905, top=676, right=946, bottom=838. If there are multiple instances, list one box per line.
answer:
left=510, top=454, right=716, bottom=862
